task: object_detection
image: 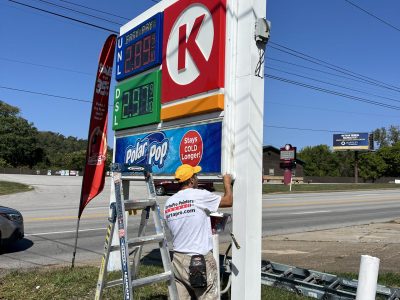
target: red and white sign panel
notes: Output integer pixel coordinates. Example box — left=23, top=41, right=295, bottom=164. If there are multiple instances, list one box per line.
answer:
left=162, top=0, right=226, bottom=103
left=179, top=130, right=203, bottom=166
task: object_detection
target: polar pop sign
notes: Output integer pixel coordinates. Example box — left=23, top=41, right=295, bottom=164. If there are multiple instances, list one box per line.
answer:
left=162, top=0, right=226, bottom=103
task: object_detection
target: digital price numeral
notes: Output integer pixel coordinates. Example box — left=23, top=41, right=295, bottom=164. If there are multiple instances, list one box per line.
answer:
left=113, top=70, right=161, bottom=131
left=116, top=13, right=163, bottom=81
left=122, top=82, right=154, bottom=118
left=124, top=33, right=156, bottom=74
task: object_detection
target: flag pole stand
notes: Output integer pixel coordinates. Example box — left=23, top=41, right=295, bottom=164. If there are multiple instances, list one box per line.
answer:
left=71, top=216, right=81, bottom=269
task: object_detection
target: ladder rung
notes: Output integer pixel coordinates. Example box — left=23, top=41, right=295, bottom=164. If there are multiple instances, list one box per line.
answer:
left=328, top=279, right=341, bottom=289
left=132, top=271, right=174, bottom=288
left=303, top=273, right=317, bottom=283
left=128, top=234, right=165, bottom=246
left=106, top=271, right=173, bottom=289
left=124, top=200, right=156, bottom=210
left=109, top=234, right=165, bottom=252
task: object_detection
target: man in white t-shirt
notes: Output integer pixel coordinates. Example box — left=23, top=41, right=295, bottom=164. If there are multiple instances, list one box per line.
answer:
left=164, top=164, right=233, bottom=300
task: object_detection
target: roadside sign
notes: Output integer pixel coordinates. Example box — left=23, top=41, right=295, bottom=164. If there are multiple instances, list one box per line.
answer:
left=161, top=0, right=226, bottom=103
left=115, top=121, right=222, bottom=175
left=333, top=133, right=369, bottom=151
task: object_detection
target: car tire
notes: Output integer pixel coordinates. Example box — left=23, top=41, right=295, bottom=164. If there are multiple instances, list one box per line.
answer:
left=0, top=231, right=3, bottom=252
left=155, top=186, right=165, bottom=196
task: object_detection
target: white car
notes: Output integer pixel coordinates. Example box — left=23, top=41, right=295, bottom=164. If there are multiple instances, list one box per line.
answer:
left=0, top=206, right=24, bottom=249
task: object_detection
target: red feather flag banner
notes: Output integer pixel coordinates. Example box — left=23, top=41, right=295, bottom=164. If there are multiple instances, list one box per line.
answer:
left=79, top=34, right=116, bottom=218
left=72, top=34, right=116, bottom=268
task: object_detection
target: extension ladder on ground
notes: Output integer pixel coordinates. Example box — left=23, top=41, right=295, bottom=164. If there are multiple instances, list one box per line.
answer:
left=95, top=163, right=179, bottom=300
left=260, top=260, right=400, bottom=300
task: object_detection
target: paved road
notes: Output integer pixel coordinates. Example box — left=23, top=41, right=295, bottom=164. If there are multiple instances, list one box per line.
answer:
left=1, top=174, right=399, bottom=269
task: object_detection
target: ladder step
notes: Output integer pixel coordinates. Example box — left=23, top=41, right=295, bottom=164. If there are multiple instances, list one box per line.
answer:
left=128, top=233, right=165, bottom=246
left=110, top=234, right=165, bottom=251
left=106, top=271, right=174, bottom=289
left=124, top=200, right=156, bottom=210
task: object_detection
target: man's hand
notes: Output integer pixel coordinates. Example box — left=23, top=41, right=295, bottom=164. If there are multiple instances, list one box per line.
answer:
left=220, top=174, right=233, bottom=208
left=223, top=174, right=233, bottom=186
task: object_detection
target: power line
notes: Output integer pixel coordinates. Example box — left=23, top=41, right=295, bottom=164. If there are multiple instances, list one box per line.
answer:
left=265, top=74, right=400, bottom=111
left=266, top=66, right=400, bottom=104
left=344, top=0, right=400, bottom=33
left=8, top=0, right=118, bottom=34
left=0, top=57, right=92, bottom=76
left=33, top=0, right=124, bottom=26
left=264, top=124, right=352, bottom=134
left=266, top=56, right=376, bottom=87
left=268, top=41, right=400, bottom=93
left=58, top=0, right=131, bottom=21
left=0, top=84, right=113, bottom=107
left=266, top=100, right=399, bottom=119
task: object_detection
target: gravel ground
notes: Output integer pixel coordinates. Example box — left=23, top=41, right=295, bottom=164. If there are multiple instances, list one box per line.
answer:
left=259, top=219, right=400, bottom=274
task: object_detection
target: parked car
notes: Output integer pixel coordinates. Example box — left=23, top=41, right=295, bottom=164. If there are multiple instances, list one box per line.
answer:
left=0, top=206, right=24, bottom=249
left=154, top=179, right=215, bottom=196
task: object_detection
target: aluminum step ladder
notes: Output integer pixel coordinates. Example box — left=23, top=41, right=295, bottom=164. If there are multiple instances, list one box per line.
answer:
left=95, top=163, right=179, bottom=300
left=260, top=260, right=400, bottom=300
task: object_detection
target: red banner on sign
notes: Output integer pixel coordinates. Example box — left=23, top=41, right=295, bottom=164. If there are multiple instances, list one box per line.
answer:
left=78, top=34, right=116, bottom=218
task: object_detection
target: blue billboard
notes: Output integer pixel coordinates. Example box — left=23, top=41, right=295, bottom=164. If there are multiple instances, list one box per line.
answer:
left=115, top=121, right=222, bottom=175
left=333, top=133, right=370, bottom=150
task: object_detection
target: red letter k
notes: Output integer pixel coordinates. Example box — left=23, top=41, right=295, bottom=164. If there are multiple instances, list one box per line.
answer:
left=178, top=14, right=207, bottom=72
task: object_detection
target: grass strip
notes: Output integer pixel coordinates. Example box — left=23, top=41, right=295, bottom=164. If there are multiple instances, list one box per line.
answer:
left=0, top=181, right=33, bottom=196
left=0, top=266, right=399, bottom=299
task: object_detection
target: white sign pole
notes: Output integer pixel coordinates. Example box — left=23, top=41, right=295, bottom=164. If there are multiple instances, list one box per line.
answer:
left=228, top=0, right=266, bottom=299
left=355, top=255, right=380, bottom=300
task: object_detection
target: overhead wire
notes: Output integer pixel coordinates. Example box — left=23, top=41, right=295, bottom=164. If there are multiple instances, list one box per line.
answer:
left=3, top=0, right=397, bottom=136
left=8, top=0, right=118, bottom=34
left=268, top=41, right=400, bottom=93
left=58, top=0, right=131, bottom=21
left=266, top=56, right=376, bottom=87
left=0, top=84, right=114, bottom=107
left=266, top=66, right=400, bottom=104
left=265, top=74, right=400, bottom=111
left=264, top=124, right=351, bottom=134
left=0, top=57, right=92, bottom=76
left=344, top=0, right=400, bottom=33
left=33, top=0, right=124, bottom=25
left=265, top=100, right=399, bottom=119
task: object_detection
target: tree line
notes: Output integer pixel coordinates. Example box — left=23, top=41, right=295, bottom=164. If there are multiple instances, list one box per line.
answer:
left=0, top=101, right=111, bottom=171
left=298, top=126, right=400, bottom=181
left=0, top=100, right=399, bottom=180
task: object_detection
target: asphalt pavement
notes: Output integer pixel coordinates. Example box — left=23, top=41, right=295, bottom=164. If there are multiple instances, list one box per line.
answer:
left=1, top=174, right=400, bottom=274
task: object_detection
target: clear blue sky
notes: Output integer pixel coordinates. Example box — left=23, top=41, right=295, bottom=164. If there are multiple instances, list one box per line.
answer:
left=1, top=0, right=399, bottom=150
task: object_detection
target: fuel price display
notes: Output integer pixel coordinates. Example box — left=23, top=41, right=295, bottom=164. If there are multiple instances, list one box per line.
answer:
left=113, top=70, right=161, bottom=130
left=116, top=13, right=163, bottom=81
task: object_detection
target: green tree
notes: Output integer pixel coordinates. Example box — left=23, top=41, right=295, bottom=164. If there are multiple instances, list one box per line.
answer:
left=37, top=131, right=87, bottom=168
left=332, top=151, right=354, bottom=177
left=358, top=152, right=387, bottom=182
left=377, top=142, right=400, bottom=177
left=298, top=145, right=343, bottom=176
left=0, top=101, right=44, bottom=167
left=373, top=126, right=400, bottom=148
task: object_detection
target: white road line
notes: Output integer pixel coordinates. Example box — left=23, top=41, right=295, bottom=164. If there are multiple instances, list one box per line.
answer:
left=289, top=210, right=332, bottom=215
left=85, top=206, right=109, bottom=210
left=25, top=227, right=105, bottom=236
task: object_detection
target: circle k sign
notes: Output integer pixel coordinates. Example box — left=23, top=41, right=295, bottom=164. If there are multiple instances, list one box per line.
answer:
left=162, top=0, right=226, bottom=103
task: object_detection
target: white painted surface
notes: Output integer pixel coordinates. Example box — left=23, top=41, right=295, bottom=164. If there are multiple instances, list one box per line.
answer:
left=228, top=0, right=266, bottom=299
left=356, top=255, right=380, bottom=300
